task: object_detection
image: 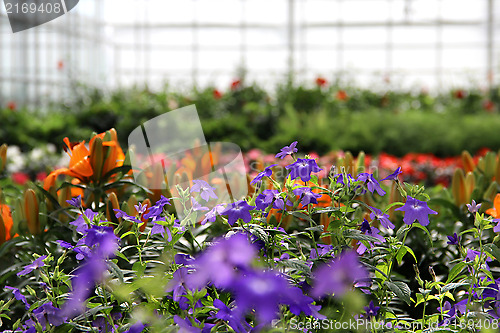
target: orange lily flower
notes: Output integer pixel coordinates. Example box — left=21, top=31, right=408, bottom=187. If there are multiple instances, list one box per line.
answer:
left=0, top=203, right=14, bottom=244
left=43, top=137, right=93, bottom=190
left=44, top=129, right=125, bottom=191
left=486, top=193, right=500, bottom=218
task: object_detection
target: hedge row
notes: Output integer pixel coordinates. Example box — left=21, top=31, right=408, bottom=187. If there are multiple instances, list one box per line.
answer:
left=1, top=82, right=500, bottom=156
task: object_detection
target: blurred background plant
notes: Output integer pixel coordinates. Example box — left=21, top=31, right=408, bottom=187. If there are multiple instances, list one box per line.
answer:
left=2, top=81, right=500, bottom=158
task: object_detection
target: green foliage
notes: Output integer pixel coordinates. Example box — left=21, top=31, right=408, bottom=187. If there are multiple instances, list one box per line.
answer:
left=2, top=83, right=500, bottom=157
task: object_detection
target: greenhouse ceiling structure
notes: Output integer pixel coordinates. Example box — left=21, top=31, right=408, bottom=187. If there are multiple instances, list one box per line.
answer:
left=0, top=0, right=499, bottom=108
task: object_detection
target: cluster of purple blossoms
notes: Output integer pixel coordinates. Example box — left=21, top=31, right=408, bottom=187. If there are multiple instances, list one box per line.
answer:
left=255, top=189, right=292, bottom=213
left=357, top=219, right=386, bottom=255
left=170, top=233, right=325, bottom=331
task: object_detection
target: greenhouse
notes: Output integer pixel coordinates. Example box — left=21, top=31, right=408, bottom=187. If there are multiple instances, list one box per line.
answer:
left=1, top=1, right=500, bottom=332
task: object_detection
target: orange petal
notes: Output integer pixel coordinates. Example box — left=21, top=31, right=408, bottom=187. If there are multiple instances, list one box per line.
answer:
left=486, top=208, right=499, bottom=218
left=494, top=194, right=500, bottom=215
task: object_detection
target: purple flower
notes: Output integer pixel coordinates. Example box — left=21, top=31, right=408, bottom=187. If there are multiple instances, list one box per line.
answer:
left=250, top=164, right=277, bottom=185
left=447, top=233, right=460, bottom=245
left=57, top=240, right=74, bottom=250
left=17, top=255, right=48, bottom=276
left=62, top=256, right=107, bottom=318
left=335, top=173, right=354, bottom=186
left=189, top=233, right=257, bottom=289
left=364, top=301, right=380, bottom=319
left=395, top=196, right=438, bottom=227
left=369, top=207, right=395, bottom=229
left=439, top=300, right=467, bottom=323
left=143, top=195, right=171, bottom=221
left=32, top=302, right=64, bottom=329
left=191, top=197, right=209, bottom=212
left=201, top=204, right=225, bottom=225
left=124, top=321, right=146, bottom=333
left=151, top=222, right=166, bottom=237
left=286, top=158, right=322, bottom=183
left=212, top=299, right=232, bottom=321
left=264, top=189, right=292, bottom=211
left=190, top=180, right=218, bottom=202
left=66, top=195, right=82, bottom=208
left=312, top=251, right=369, bottom=298
left=381, top=167, right=402, bottom=181
left=293, top=187, right=322, bottom=208
left=231, top=271, right=294, bottom=324
left=134, top=202, right=148, bottom=214
left=310, top=244, right=333, bottom=260
left=357, top=173, right=386, bottom=196
left=70, top=209, right=98, bottom=233
left=92, top=317, right=118, bottom=333
left=5, top=286, right=29, bottom=309
left=166, top=267, right=196, bottom=311
left=114, top=209, right=142, bottom=224
left=275, top=141, right=298, bottom=159
left=73, top=238, right=92, bottom=260
left=494, top=219, right=500, bottom=233
left=220, top=200, right=255, bottom=225
left=255, top=193, right=272, bottom=212
left=357, top=220, right=386, bottom=255
left=466, top=249, right=492, bottom=270
left=85, top=226, right=119, bottom=258
left=482, top=277, right=500, bottom=308
left=466, top=200, right=482, bottom=214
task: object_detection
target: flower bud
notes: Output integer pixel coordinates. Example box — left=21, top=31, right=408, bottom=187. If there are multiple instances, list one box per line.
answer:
left=89, top=136, right=104, bottom=182
left=452, top=168, right=467, bottom=207
left=106, top=192, right=120, bottom=224
left=24, top=189, right=40, bottom=235
left=461, top=150, right=475, bottom=173
left=0, top=144, right=7, bottom=173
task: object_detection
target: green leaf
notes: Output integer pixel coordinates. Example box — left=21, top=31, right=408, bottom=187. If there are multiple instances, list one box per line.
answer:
left=385, top=281, right=412, bottom=305
left=411, top=223, right=434, bottom=248
left=442, top=282, right=469, bottom=293
left=383, top=202, right=404, bottom=213
left=107, top=260, right=124, bottom=283
left=403, top=246, right=417, bottom=263
left=132, top=261, right=146, bottom=277
left=343, top=229, right=382, bottom=243
left=375, top=262, right=389, bottom=283
left=396, top=247, right=407, bottom=266
left=483, top=244, right=500, bottom=263
left=276, top=260, right=312, bottom=278
left=446, top=262, right=466, bottom=283
left=290, top=211, right=315, bottom=224
left=248, top=226, right=269, bottom=244
left=396, top=224, right=411, bottom=240
left=120, top=231, right=136, bottom=239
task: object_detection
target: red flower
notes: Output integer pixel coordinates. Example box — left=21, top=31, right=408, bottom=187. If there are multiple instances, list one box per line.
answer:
left=6, top=101, right=16, bottom=111
left=336, top=90, right=348, bottom=101
left=454, top=89, right=466, bottom=99
left=483, top=100, right=495, bottom=112
left=57, top=60, right=64, bottom=70
left=213, top=89, right=223, bottom=99
left=231, top=80, right=241, bottom=90
left=315, top=77, right=327, bottom=87
left=36, top=171, right=47, bottom=181
left=12, top=172, right=29, bottom=185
